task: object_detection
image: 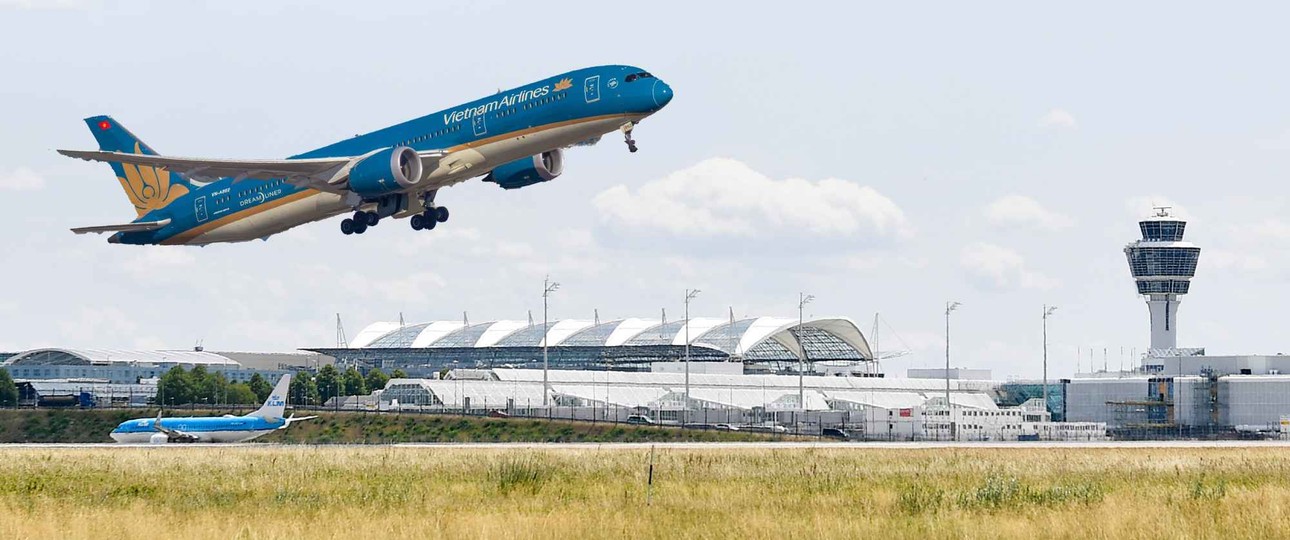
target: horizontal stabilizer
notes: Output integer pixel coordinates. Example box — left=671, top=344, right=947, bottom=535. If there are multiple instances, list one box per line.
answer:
left=71, top=219, right=171, bottom=235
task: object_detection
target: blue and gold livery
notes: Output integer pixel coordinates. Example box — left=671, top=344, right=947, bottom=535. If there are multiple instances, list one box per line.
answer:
left=60, top=65, right=674, bottom=246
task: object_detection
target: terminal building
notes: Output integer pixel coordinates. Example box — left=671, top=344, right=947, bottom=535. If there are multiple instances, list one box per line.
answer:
left=0, top=348, right=326, bottom=384
left=313, top=316, right=878, bottom=376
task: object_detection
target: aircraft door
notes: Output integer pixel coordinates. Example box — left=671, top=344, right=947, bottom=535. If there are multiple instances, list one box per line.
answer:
left=584, top=75, right=601, bottom=103
left=194, top=196, right=209, bottom=222
left=472, top=115, right=487, bottom=137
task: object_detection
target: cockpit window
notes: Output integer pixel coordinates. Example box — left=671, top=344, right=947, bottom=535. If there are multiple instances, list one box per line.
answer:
left=626, top=74, right=637, bottom=82
left=625, top=72, right=654, bottom=83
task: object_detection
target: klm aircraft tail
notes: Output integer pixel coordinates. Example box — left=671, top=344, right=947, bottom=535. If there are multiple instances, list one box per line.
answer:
left=83, top=115, right=194, bottom=219
left=249, top=374, right=291, bottom=420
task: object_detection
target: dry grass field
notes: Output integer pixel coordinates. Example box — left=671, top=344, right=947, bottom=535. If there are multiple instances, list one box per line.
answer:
left=1, top=446, right=1289, bottom=539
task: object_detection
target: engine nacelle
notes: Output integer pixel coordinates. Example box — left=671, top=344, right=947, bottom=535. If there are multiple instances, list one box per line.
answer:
left=483, top=150, right=564, bottom=189
left=347, top=146, right=423, bottom=198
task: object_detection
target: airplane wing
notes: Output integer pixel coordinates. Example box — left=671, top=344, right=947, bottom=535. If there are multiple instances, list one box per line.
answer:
left=71, top=218, right=171, bottom=235
left=56, top=148, right=453, bottom=194
left=153, top=413, right=199, bottom=442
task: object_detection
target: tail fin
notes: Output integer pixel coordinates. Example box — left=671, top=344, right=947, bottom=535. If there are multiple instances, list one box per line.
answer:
left=83, top=115, right=194, bottom=219
left=249, top=374, right=291, bottom=420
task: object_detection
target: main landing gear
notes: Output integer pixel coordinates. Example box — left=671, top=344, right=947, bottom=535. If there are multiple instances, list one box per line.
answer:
left=410, top=206, right=449, bottom=231
left=340, top=210, right=380, bottom=235
left=621, top=122, right=638, bottom=153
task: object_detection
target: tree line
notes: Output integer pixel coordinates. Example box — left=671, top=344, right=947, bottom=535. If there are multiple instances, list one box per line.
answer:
left=286, top=365, right=404, bottom=406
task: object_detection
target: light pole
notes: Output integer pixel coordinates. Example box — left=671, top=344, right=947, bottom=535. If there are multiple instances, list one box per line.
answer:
left=542, top=276, right=560, bottom=407
left=684, top=288, right=700, bottom=419
left=798, top=293, right=815, bottom=411
left=945, top=301, right=961, bottom=440
left=1042, top=305, right=1057, bottom=415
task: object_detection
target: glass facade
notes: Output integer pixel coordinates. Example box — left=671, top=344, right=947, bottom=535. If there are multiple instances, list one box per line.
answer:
left=1139, top=220, right=1186, bottom=242
left=623, top=320, right=687, bottom=346
left=365, top=323, right=432, bottom=348
left=494, top=322, right=558, bottom=347
left=692, top=319, right=758, bottom=353
left=561, top=321, right=624, bottom=346
left=1125, top=246, right=1200, bottom=278
left=431, top=323, right=494, bottom=348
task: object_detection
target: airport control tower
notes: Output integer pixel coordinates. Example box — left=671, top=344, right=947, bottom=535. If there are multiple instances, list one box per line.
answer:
left=1124, top=207, right=1201, bottom=351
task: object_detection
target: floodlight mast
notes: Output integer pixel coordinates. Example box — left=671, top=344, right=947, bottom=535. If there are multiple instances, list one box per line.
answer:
left=1043, top=305, right=1058, bottom=414
left=945, top=301, right=961, bottom=440
left=684, top=288, right=701, bottom=421
left=798, top=293, right=815, bottom=411
left=542, top=276, right=560, bottom=407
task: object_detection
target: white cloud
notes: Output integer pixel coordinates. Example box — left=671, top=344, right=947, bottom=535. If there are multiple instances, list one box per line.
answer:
left=1205, top=249, right=1269, bottom=273
left=1038, top=108, right=1077, bottom=129
left=368, top=272, right=447, bottom=305
left=959, top=242, right=1059, bottom=291
left=593, top=158, right=910, bottom=239
left=119, top=247, right=197, bottom=281
left=984, top=195, right=1074, bottom=230
left=57, top=306, right=141, bottom=346
left=0, top=167, right=45, bottom=191
left=0, top=0, right=94, bottom=9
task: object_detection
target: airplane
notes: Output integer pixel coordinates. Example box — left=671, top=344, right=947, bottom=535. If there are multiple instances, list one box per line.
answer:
left=58, top=65, right=674, bottom=245
left=109, top=374, right=316, bottom=443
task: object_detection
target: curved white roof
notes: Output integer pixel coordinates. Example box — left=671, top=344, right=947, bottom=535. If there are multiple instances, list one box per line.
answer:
left=350, top=322, right=402, bottom=348
left=3, top=348, right=240, bottom=367
left=410, top=321, right=468, bottom=348
left=349, top=316, right=872, bottom=360
left=475, top=320, right=530, bottom=348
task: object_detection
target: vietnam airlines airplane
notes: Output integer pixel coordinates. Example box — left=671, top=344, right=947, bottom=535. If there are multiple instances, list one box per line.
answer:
left=110, top=374, right=316, bottom=443
left=59, top=65, right=673, bottom=245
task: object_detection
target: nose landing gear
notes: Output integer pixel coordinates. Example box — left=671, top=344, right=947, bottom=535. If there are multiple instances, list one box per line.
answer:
left=621, top=122, right=638, bottom=153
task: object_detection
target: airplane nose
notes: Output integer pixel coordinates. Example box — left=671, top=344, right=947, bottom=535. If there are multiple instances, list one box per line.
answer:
left=652, top=80, right=673, bottom=109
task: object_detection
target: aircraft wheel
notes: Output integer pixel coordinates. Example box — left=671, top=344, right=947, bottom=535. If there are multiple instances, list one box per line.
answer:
left=423, top=214, right=437, bottom=230
left=435, top=206, right=450, bottom=223
left=353, top=222, right=368, bottom=235
left=410, top=215, right=424, bottom=230
left=365, top=212, right=380, bottom=226
left=340, top=218, right=355, bottom=235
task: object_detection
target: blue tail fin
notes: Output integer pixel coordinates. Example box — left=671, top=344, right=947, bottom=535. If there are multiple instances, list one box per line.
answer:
left=84, top=115, right=193, bottom=219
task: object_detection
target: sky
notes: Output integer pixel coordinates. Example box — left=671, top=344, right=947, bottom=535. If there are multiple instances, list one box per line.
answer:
left=2, top=1, right=1289, bottom=380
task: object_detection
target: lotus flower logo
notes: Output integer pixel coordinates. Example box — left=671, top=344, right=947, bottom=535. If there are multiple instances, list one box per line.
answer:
left=554, top=78, right=573, bottom=92
left=118, top=142, right=188, bottom=217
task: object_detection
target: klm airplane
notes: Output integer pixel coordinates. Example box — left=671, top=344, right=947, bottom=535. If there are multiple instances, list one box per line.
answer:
left=59, top=65, right=673, bottom=245
left=110, top=374, right=316, bottom=443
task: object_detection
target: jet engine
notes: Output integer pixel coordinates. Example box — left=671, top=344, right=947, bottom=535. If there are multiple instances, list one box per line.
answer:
left=483, top=150, right=564, bottom=189
left=347, top=146, right=423, bottom=197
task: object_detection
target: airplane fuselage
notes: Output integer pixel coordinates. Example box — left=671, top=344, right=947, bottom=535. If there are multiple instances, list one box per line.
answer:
left=109, top=65, right=671, bottom=245
left=110, top=415, right=286, bottom=443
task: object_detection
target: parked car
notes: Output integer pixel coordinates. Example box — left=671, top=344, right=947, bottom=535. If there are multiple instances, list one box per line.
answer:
left=626, top=414, right=656, bottom=425
left=486, top=409, right=510, bottom=418
left=714, top=423, right=739, bottom=431
left=821, top=427, right=850, bottom=440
